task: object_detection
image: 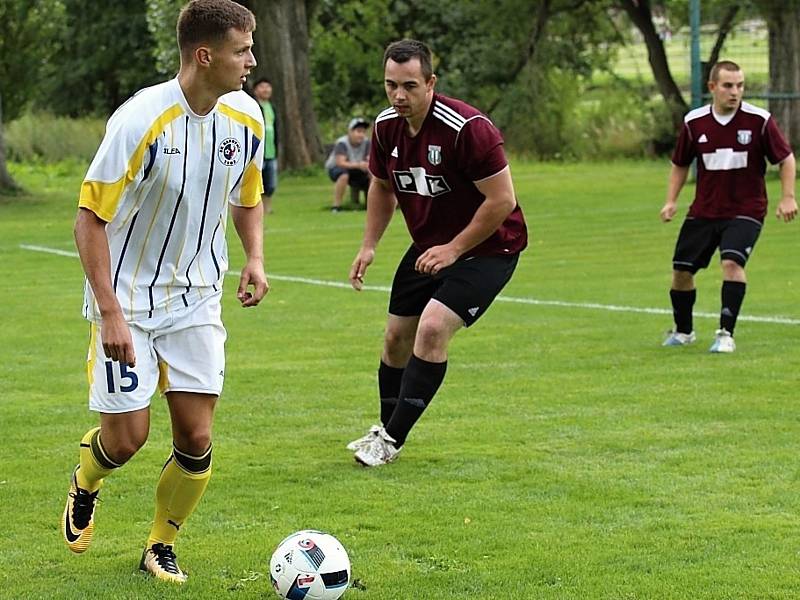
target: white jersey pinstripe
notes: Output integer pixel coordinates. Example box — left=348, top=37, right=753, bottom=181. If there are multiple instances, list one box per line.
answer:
left=79, top=78, right=264, bottom=323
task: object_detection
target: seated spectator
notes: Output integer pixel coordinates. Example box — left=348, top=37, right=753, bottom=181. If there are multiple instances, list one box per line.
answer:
left=325, top=117, right=371, bottom=212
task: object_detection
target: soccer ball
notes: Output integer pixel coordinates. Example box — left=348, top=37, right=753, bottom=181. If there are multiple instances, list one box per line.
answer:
left=269, top=530, right=351, bottom=600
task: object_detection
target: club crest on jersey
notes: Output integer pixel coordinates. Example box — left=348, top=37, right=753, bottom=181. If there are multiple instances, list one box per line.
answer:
left=737, top=130, right=752, bottom=145
left=427, top=144, right=442, bottom=166
left=218, top=137, right=242, bottom=166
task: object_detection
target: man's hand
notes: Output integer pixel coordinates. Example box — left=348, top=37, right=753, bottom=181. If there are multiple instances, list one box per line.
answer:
left=415, top=244, right=460, bottom=275
left=237, top=259, right=268, bottom=307
left=101, top=311, right=136, bottom=367
left=349, top=247, right=375, bottom=291
left=776, top=195, right=798, bottom=222
left=660, top=201, right=678, bottom=222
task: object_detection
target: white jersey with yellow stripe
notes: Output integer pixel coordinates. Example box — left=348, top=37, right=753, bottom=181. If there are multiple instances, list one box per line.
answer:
left=79, top=78, right=264, bottom=323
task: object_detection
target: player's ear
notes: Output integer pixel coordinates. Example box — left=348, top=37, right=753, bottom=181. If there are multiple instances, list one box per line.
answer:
left=195, top=46, right=212, bottom=67
left=427, top=73, right=437, bottom=91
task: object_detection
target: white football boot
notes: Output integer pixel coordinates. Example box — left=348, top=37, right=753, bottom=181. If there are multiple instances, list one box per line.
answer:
left=709, top=329, right=735, bottom=353
left=346, top=424, right=382, bottom=452
left=662, top=329, right=696, bottom=346
left=354, top=427, right=401, bottom=467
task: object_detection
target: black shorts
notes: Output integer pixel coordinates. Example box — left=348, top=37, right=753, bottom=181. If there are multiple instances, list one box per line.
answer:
left=388, top=245, right=519, bottom=327
left=328, top=166, right=370, bottom=190
left=672, top=217, right=762, bottom=273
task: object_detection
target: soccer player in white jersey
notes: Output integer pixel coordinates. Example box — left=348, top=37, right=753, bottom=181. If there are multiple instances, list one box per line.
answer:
left=61, top=0, right=268, bottom=583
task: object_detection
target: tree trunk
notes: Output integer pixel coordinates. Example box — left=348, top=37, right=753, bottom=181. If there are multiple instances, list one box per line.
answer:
left=486, top=0, right=551, bottom=114
left=246, top=0, right=323, bottom=169
left=766, top=4, right=800, bottom=152
left=618, top=0, right=688, bottom=133
left=702, top=5, right=741, bottom=84
left=0, top=95, right=21, bottom=194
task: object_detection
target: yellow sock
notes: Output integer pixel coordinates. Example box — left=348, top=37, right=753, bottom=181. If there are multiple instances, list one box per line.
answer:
left=76, top=427, right=120, bottom=492
left=147, top=445, right=212, bottom=547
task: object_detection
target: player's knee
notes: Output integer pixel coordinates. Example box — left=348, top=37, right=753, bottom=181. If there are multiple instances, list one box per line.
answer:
left=414, top=318, right=449, bottom=352
left=174, top=430, right=212, bottom=456
left=672, top=269, right=694, bottom=290
left=720, top=259, right=745, bottom=280
left=105, top=437, right=145, bottom=465
left=384, top=326, right=414, bottom=356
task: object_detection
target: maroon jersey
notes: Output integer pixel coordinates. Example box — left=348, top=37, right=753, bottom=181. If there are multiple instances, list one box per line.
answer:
left=369, top=93, right=527, bottom=256
left=672, top=101, right=792, bottom=220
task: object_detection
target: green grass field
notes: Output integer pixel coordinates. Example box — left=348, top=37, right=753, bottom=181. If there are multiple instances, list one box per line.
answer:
left=1, top=159, right=799, bottom=599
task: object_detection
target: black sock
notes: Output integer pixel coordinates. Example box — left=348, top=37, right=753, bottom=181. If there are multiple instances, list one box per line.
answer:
left=378, top=361, right=404, bottom=426
left=720, top=281, right=746, bottom=335
left=670, top=288, right=696, bottom=334
left=385, top=355, right=447, bottom=447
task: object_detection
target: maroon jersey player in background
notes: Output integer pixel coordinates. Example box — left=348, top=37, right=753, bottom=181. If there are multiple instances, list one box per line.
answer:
left=346, top=39, right=527, bottom=467
left=660, top=60, right=796, bottom=353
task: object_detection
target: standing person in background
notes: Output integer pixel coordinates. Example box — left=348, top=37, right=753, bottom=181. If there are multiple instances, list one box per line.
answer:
left=253, top=77, right=278, bottom=214
left=347, top=39, right=527, bottom=467
left=62, top=0, right=268, bottom=583
left=326, top=117, right=371, bottom=212
left=661, top=60, right=796, bottom=353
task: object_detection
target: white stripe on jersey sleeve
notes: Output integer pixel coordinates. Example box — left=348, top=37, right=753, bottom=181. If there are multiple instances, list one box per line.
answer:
left=740, top=101, right=772, bottom=134
left=375, top=107, right=399, bottom=124
left=374, top=107, right=399, bottom=151
left=454, top=115, right=494, bottom=147
left=684, top=105, right=711, bottom=123
left=740, top=101, right=771, bottom=121
left=432, top=107, right=463, bottom=132
left=433, top=101, right=467, bottom=125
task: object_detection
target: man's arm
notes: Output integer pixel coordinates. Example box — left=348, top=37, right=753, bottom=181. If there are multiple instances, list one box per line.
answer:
left=74, top=207, right=136, bottom=366
left=349, top=176, right=397, bottom=290
left=776, top=153, right=797, bottom=222
left=335, top=152, right=369, bottom=172
left=230, top=203, right=268, bottom=306
left=414, top=166, right=517, bottom=276
left=660, top=163, right=690, bottom=222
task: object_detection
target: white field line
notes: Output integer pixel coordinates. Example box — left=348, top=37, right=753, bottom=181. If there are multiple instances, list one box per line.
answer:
left=19, top=243, right=800, bottom=325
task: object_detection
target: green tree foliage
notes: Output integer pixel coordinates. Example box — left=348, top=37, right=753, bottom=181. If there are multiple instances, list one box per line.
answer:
left=0, top=0, right=64, bottom=121
left=420, top=1, right=618, bottom=152
left=145, top=0, right=183, bottom=76
left=311, top=0, right=621, bottom=156
left=41, top=0, right=161, bottom=116
left=0, top=0, right=64, bottom=191
left=311, top=0, right=398, bottom=134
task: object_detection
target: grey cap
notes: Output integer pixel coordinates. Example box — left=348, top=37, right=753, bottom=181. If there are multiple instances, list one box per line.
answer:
left=348, top=117, right=369, bottom=130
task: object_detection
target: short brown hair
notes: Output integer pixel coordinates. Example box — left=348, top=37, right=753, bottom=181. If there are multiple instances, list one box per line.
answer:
left=709, top=60, right=741, bottom=82
left=177, top=0, right=255, bottom=56
left=383, top=39, right=434, bottom=81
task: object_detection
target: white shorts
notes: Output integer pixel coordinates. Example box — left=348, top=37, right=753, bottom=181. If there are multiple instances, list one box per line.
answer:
left=86, top=293, right=227, bottom=413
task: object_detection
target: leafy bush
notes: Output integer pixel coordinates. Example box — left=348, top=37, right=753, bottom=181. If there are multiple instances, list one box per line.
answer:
left=493, top=68, right=585, bottom=160
left=574, top=83, right=674, bottom=159
left=5, top=113, right=106, bottom=163
left=492, top=72, right=673, bottom=160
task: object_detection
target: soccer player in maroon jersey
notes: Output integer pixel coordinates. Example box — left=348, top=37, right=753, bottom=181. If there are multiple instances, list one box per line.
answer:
left=346, top=39, right=527, bottom=466
left=660, top=60, right=796, bottom=353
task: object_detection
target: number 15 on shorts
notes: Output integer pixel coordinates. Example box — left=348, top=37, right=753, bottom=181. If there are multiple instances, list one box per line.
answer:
left=104, top=361, right=139, bottom=393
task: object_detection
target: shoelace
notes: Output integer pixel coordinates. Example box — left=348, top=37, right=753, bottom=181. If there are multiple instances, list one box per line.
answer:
left=70, top=488, right=99, bottom=530
left=151, top=543, right=181, bottom=574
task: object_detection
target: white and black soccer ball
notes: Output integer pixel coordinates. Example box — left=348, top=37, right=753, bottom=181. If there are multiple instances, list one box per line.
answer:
left=269, top=530, right=351, bottom=600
